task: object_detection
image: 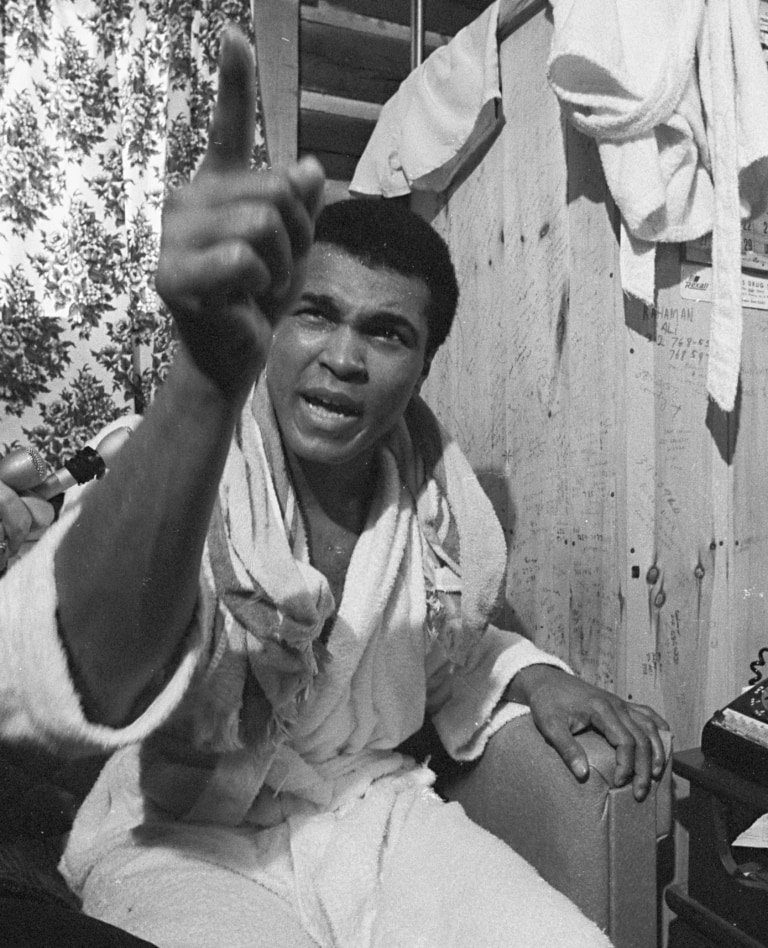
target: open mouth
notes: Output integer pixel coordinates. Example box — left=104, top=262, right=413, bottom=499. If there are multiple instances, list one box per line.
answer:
left=303, top=394, right=362, bottom=419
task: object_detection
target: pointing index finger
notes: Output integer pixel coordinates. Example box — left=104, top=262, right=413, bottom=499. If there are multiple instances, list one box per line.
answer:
left=200, top=26, right=256, bottom=174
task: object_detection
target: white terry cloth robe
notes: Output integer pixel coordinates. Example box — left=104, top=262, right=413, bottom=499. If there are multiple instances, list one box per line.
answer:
left=0, top=394, right=612, bottom=948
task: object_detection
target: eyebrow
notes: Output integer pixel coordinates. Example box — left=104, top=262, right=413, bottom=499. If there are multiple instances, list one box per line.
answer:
left=298, top=292, right=337, bottom=311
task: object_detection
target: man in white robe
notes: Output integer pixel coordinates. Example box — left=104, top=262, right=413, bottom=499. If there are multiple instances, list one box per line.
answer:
left=0, top=27, right=668, bottom=948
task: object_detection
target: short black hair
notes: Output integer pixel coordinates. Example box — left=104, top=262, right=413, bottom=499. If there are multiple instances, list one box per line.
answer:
left=314, top=198, right=459, bottom=358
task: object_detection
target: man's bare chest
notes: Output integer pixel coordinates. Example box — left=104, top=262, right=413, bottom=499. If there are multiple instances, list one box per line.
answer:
left=306, top=515, right=360, bottom=606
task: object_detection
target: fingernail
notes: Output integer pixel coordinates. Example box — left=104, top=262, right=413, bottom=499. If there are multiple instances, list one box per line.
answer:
left=573, top=760, right=589, bottom=779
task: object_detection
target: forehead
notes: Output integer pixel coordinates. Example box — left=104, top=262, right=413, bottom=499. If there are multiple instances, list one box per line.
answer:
left=303, top=243, right=431, bottom=325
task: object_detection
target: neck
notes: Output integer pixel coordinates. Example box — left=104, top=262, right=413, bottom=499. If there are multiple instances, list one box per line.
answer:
left=287, top=450, right=378, bottom=535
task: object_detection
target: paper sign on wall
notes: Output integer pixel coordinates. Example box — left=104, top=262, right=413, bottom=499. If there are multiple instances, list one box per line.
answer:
left=680, top=261, right=768, bottom=311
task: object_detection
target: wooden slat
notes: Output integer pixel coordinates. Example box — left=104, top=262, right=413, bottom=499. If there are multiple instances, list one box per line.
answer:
left=299, top=105, right=376, bottom=161
left=302, top=3, right=450, bottom=50
left=299, top=90, right=380, bottom=122
left=300, top=148, right=360, bottom=183
left=300, top=18, right=442, bottom=104
left=622, top=252, right=721, bottom=745
left=621, top=289, right=665, bottom=715
left=307, top=0, right=547, bottom=49
left=253, top=0, right=299, bottom=167
left=559, top=125, right=625, bottom=688
left=322, top=178, right=353, bottom=205
left=302, top=0, right=489, bottom=37
left=498, top=0, right=548, bottom=42
left=728, top=299, right=768, bottom=713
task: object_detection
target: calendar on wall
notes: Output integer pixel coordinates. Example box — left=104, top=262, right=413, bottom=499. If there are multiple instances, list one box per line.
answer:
left=684, top=0, right=768, bottom=275
left=685, top=220, right=768, bottom=275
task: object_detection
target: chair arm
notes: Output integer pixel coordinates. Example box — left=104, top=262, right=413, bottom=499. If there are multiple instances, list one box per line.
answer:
left=442, top=713, right=672, bottom=948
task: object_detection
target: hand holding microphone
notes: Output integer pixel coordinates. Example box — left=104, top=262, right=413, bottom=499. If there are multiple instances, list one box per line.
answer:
left=0, top=425, right=136, bottom=499
left=0, top=421, right=138, bottom=574
left=0, top=482, right=54, bottom=573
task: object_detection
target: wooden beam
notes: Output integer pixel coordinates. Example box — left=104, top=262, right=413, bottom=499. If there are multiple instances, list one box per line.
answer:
left=298, top=96, right=378, bottom=189
left=302, top=2, right=450, bottom=49
left=299, top=102, right=376, bottom=159
left=252, top=0, right=299, bottom=167
left=299, top=90, right=381, bottom=123
left=302, top=0, right=488, bottom=37
left=498, top=0, right=548, bottom=43
left=300, top=17, right=441, bottom=104
left=322, top=178, right=353, bottom=205
left=299, top=149, right=361, bottom=183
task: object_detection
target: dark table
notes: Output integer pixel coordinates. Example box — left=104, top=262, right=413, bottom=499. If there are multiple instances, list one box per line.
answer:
left=667, top=748, right=768, bottom=948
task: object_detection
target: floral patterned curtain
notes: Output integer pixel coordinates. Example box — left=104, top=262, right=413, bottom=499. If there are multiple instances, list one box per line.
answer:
left=0, top=0, right=267, bottom=466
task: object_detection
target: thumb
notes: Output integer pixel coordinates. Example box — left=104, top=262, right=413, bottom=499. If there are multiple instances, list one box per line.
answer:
left=20, top=496, right=55, bottom=535
left=199, top=25, right=256, bottom=175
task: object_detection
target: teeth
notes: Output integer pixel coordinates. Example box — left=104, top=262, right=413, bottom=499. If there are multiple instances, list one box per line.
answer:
left=306, top=395, right=355, bottom=417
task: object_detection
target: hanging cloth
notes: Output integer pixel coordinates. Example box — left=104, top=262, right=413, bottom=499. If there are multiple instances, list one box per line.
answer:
left=350, top=1, right=502, bottom=198
left=547, top=0, right=768, bottom=411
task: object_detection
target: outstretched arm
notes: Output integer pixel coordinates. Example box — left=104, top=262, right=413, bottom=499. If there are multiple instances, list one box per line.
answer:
left=54, top=28, right=325, bottom=728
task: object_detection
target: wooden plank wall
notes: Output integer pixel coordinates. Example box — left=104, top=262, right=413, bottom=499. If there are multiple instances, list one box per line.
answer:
left=416, top=6, right=625, bottom=693
left=253, top=0, right=299, bottom=168
left=415, top=5, right=768, bottom=752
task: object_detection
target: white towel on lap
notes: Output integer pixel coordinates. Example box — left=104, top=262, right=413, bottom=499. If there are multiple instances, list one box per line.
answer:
left=73, top=770, right=613, bottom=948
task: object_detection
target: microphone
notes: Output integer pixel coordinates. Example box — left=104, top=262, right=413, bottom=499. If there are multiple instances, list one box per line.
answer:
left=0, top=425, right=136, bottom=499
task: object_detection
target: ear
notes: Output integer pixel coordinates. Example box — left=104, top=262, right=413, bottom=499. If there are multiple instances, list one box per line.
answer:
left=414, top=352, right=433, bottom=395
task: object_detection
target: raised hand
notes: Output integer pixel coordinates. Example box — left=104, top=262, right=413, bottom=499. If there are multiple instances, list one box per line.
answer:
left=155, top=26, right=325, bottom=400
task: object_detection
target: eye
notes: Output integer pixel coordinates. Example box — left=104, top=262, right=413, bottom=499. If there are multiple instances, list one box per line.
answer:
left=367, top=320, right=414, bottom=347
left=374, top=326, right=407, bottom=344
left=294, top=306, right=331, bottom=326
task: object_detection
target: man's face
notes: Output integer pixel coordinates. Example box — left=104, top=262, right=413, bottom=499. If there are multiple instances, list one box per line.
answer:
left=266, top=243, right=431, bottom=470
